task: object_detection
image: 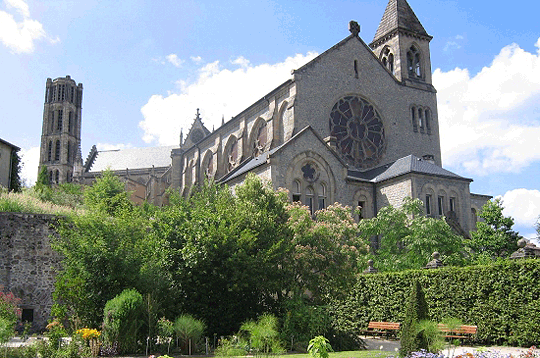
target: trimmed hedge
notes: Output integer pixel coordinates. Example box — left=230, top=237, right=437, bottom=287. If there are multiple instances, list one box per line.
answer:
left=330, top=259, right=540, bottom=347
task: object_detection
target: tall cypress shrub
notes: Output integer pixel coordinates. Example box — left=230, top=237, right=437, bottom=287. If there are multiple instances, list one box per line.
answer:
left=400, top=280, right=428, bottom=357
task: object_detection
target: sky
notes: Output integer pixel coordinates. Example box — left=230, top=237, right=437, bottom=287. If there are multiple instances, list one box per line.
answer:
left=1, top=0, right=540, bottom=239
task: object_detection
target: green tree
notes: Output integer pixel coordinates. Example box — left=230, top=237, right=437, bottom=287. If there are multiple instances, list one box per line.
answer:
left=358, top=197, right=464, bottom=271
left=468, top=198, right=521, bottom=259
left=241, top=314, right=284, bottom=358
left=9, top=151, right=22, bottom=192
left=400, top=280, right=429, bottom=357
left=83, top=169, right=132, bottom=215
left=286, top=202, right=368, bottom=301
left=174, top=314, right=206, bottom=354
left=102, top=289, right=144, bottom=354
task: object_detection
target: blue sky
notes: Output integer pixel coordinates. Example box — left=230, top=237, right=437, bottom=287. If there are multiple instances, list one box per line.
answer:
left=1, top=0, right=540, bottom=239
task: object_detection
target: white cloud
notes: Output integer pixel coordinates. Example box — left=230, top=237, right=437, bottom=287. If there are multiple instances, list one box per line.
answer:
left=139, top=52, right=318, bottom=145
left=20, top=146, right=40, bottom=186
left=190, top=55, right=202, bottom=64
left=166, top=53, right=184, bottom=67
left=0, top=0, right=53, bottom=53
left=434, top=38, right=540, bottom=176
left=498, top=189, right=540, bottom=228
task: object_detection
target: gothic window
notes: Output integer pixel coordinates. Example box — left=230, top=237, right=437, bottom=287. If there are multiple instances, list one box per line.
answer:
left=52, top=86, right=57, bottom=102
left=418, top=108, right=424, bottom=130
left=425, top=108, right=431, bottom=134
left=67, top=171, right=72, bottom=183
left=305, top=187, right=314, bottom=214
left=411, top=106, right=418, bottom=132
left=49, top=170, right=53, bottom=183
left=226, top=137, right=238, bottom=173
left=449, top=197, right=456, bottom=212
left=50, top=112, right=54, bottom=133
left=407, top=46, right=422, bottom=78
left=70, top=87, right=74, bottom=103
left=55, top=170, right=59, bottom=184
left=438, top=196, right=444, bottom=216
left=67, top=141, right=71, bottom=163
left=381, top=47, right=394, bottom=74
left=47, top=141, right=52, bottom=161
left=55, top=140, right=60, bottom=161
left=329, top=95, right=386, bottom=169
left=318, top=183, right=326, bottom=210
left=68, top=112, right=73, bottom=133
left=61, top=84, right=65, bottom=101
left=74, top=114, right=78, bottom=133
left=57, top=110, right=63, bottom=132
left=253, top=121, right=267, bottom=156
left=203, top=151, right=214, bottom=178
left=358, top=200, right=365, bottom=219
left=292, top=180, right=301, bottom=202
left=425, top=194, right=432, bottom=216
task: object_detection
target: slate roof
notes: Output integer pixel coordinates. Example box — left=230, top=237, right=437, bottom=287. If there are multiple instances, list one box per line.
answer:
left=372, top=0, right=430, bottom=43
left=348, top=155, right=471, bottom=183
left=88, top=146, right=175, bottom=172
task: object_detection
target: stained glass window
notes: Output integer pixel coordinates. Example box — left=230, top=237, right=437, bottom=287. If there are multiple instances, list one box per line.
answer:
left=329, top=96, right=386, bottom=169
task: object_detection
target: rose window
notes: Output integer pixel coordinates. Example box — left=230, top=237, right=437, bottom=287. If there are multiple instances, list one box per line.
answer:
left=329, top=96, right=386, bottom=169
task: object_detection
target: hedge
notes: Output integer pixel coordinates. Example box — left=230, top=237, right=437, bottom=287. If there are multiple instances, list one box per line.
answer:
left=330, top=259, right=540, bottom=347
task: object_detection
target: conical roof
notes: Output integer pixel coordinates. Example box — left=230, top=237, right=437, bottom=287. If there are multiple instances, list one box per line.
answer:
left=372, top=0, right=430, bottom=43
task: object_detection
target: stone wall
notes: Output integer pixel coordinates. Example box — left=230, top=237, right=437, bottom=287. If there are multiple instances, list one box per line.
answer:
left=0, top=212, right=61, bottom=331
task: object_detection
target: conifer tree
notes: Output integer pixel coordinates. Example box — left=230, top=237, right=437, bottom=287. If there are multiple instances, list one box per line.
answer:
left=400, top=280, right=429, bottom=357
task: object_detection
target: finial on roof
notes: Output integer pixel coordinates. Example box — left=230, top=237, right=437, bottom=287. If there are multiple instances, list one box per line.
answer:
left=196, top=108, right=201, bottom=120
left=222, top=115, right=225, bottom=126
left=180, top=128, right=184, bottom=147
left=349, top=20, right=360, bottom=36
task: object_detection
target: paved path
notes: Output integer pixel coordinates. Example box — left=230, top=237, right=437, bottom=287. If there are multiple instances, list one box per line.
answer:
left=362, top=337, right=535, bottom=357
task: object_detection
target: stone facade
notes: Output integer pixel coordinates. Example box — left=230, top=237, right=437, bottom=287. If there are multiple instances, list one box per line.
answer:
left=38, top=76, right=83, bottom=185
left=0, top=212, right=61, bottom=331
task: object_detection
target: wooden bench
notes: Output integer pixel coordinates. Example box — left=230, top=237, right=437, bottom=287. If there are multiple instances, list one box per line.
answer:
left=363, top=321, right=400, bottom=338
left=437, top=324, right=477, bottom=341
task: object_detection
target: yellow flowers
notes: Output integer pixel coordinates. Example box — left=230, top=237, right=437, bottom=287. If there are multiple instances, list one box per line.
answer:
left=76, top=328, right=101, bottom=340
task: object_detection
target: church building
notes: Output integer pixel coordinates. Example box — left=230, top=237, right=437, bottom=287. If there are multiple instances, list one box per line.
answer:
left=38, top=0, right=490, bottom=235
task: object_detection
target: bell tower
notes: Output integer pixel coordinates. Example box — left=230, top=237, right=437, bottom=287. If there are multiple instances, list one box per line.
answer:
left=369, top=0, right=433, bottom=88
left=38, top=76, right=83, bottom=184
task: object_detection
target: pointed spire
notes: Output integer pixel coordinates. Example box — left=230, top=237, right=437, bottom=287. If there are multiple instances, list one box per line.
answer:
left=222, top=115, right=225, bottom=126
left=180, top=128, right=184, bottom=147
left=372, top=0, right=431, bottom=43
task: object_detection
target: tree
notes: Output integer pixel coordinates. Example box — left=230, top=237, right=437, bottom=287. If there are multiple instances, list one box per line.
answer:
left=9, top=150, right=22, bottom=192
left=83, top=169, right=132, bottom=215
left=358, top=197, right=464, bottom=271
left=400, top=280, right=429, bottom=357
left=468, top=198, right=521, bottom=259
left=286, top=202, right=368, bottom=301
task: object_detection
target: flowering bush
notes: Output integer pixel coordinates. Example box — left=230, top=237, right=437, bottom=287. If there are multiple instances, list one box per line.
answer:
left=76, top=327, right=101, bottom=340
left=406, top=350, right=444, bottom=358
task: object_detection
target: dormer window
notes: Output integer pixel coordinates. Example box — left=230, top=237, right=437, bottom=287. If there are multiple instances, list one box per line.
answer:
left=407, top=46, right=422, bottom=78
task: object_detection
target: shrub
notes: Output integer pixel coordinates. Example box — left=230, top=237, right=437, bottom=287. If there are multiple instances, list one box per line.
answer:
left=400, top=280, right=429, bottom=357
left=307, top=336, right=333, bottom=358
left=102, top=288, right=144, bottom=354
left=241, top=314, right=284, bottom=357
left=174, top=314, right=206, bottom=354
left=281, top=298, right=331, bottom=350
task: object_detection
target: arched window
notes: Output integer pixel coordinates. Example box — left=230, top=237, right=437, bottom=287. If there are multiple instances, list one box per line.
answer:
left=407, top=46, right=422, bottom=78
left=253, top=121, right=267, bottom=156
left=471, top=208, right=477, bottom=225
left=318, top=183, right=326, bottom=210
left=67, top=171, right=72, bottom=183
left=57, top=110, right=63, bottom=132
left=425, top=108, right=431, bottom=133
left=49, top=170, right=53, bottom=183
left=47, top=141, right=52, bottom=161
left=55, top=140, right=61, bottom=161
left=68, top=112, right=73, bottom=133
left=226, top=137, right=239, bottom=173
left=411, top=106, right=418, bottom=132
left=381, top=47, right=394, bottom=74
left=292, top=180, right=301, bottom=203
left=305, top=187, right=314, bottom=214
left=67, top=141, right=71, bottom=163
left=55, top=170, right=60, bottom=184
left=49, top=112, right=54, bottom=133
left=418, top=108, right=424, bottom=129
left=203, top=151, right=214, bottom=178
